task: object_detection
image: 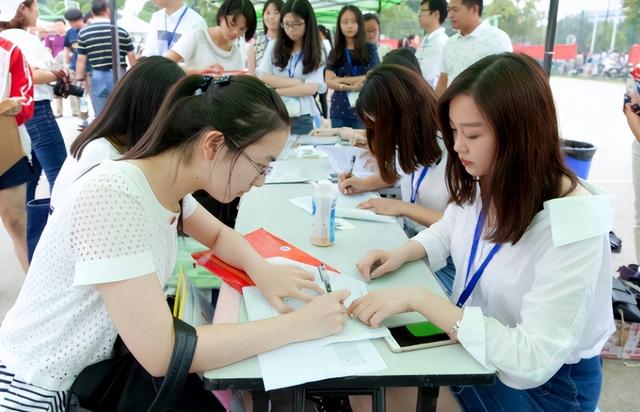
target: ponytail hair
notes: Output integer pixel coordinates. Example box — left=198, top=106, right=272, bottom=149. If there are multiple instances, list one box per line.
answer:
left=124, top=75, right=289, bottom=164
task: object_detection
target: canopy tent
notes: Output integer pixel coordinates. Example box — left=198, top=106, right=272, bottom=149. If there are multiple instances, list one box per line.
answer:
left=241, top=0, right=402, bottom=27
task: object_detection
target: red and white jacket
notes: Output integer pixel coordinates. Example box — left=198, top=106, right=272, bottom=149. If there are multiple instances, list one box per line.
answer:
left=0, top=37, right=34, bottom=125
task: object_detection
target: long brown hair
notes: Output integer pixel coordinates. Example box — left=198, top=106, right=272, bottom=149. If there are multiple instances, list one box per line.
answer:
left=0, top=0, right=34, bottom=30
left=438, top=52, right=577, bottom=244
left=356, top=64, right=442, bottom=183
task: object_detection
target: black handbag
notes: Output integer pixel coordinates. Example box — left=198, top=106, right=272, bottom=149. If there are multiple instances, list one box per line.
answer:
left=67, top=317, right=223, bottom=412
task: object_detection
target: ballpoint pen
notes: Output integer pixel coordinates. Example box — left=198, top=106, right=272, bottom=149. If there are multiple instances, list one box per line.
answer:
left=317, top=264, right=332, bottom=293
left=346, top=155, right=356, bottom=179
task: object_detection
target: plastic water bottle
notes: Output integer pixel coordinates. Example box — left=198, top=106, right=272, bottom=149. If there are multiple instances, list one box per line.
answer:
left=79, top=97, right=88, bottom=115
left=310, top=180, right=336, bottom=247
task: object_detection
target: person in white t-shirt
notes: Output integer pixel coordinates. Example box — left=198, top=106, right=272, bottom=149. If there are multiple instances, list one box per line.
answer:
left=142, top=0, right=207, bottom=57
left=257, top=0, right=325, bottom=135
left=415, top=0, right=449, bottom=88
left=434, top=0, right=512, bottom=97
left=0, top=75, right=350, bottom=408
left=247, top=0, right=282, bottom=75
left=51, top=56, right=186, bottom=211
left=167, top=0, right=255, bottom=74
left=350, top=53, right=613, bottom=412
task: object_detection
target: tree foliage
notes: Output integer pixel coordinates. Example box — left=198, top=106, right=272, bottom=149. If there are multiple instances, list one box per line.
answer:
left=483, top=0, right=543, bottom=44
left=379, top=1, right=421, bottom=39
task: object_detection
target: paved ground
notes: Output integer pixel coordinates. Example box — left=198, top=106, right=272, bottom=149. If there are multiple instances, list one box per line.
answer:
left=0, top=76, right=638, bottom=410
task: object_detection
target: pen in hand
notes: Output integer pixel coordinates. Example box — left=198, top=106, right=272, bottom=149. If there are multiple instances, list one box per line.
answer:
left=317, top=264, right=332, bottom=293
left=346, top=155, right=356, bottom=179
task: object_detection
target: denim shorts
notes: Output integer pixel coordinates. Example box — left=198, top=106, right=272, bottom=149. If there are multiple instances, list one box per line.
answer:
left=0, top=156, right=34, bottom=190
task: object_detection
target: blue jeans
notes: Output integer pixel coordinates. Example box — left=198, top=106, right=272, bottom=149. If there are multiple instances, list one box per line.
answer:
left=331, top=117, right=364, bottom=129
left=91, top=69, right=114, bottom=116
left=291, top=115, right=313, bottom=135
left=434, top=256, right=455, bottom=297
left=453, top=356, right=602, bottom=411
left=25, top=101, right=67, bottom=201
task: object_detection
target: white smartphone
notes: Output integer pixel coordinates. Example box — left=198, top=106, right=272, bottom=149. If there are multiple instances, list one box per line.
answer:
left=384, top=322, right=454, bottom=353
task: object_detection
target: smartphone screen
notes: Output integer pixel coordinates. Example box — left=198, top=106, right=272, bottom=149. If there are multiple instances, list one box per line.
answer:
left=388, top=322, right=450, bottom=347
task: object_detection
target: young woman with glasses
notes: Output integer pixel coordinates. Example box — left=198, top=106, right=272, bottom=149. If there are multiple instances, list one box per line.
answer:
left=257, top=0, right=324, bottom=135
left=0, top=75, right=350, bottom=411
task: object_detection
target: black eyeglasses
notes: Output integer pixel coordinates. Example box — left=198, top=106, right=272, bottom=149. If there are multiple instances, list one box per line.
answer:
left=226, top=135, right=273, bottom=177
left=281, top=21, right=305, bottom=31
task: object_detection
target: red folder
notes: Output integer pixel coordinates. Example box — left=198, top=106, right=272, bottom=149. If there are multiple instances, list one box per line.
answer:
left=192, top=228, right=339, bottom=293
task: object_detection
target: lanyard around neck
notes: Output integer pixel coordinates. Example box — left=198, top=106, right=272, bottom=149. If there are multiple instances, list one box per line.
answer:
left=288, top=52, right=303, bottom=78
left=164, top=6, right=189, bottom=50
left=456, top=210, right=502, bottom=308
left=345, top=48, right=360, bottom=76
left=410, top=167, right=429, bottom=204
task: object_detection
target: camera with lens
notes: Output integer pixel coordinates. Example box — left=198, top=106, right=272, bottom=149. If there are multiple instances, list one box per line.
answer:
left=52, top=77, right=84, bottom=98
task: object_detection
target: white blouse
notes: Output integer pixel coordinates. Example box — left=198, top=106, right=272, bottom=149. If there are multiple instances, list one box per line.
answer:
left=0, top=160, right=198, bottom=390
left=256, top=41, right=326, bottom=117
left=412, top=181, right=615, bottom=389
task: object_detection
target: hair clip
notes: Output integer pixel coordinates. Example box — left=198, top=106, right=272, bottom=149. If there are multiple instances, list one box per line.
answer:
left=195, top=75, right=232, bottom=96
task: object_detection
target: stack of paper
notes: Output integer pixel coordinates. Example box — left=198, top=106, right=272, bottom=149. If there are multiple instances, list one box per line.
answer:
left=243, top=257, right=389, bottom=390
left=298, top=135, right=342, bottom=146
left=289, top=187, right=398, bottom=224
left=316, top=146, right=377, bottom=177
left=265, top=161, right=310, bottom=184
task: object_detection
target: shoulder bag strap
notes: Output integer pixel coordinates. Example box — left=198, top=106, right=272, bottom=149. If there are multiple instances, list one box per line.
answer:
left=147, top=317, right=198, bottom=412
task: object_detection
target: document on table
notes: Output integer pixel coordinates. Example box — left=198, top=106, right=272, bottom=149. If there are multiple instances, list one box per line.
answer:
left=316, top=146, right=377, bottom=177
left=265, top=160, right=310, bottom=184
left=298, top=135, right=342, bottom=146
left=289, top=186, right=398, bottom=224
left=243, top=257, right=389, bottom=390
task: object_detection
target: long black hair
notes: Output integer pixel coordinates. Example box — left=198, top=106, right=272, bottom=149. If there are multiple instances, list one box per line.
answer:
left=124, top=75, right=289, bottom=167
left=216, top=0, right=257, bottom=42
left=273, top=0, right=322, bottom=74
left=70, top=56, right=185, bottom=159
left=261, top=0, right=284, bottom=34
left=328, top=5, right=371, bottom=68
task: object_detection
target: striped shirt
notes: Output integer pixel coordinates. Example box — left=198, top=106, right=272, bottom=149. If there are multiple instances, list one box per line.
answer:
left=77, top=18, right=134, bottom=71
left=0, top=362, right=67, bottom=412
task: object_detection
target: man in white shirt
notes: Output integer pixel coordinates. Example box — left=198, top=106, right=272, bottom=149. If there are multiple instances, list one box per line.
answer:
left=142, top=0, right=206, bottom=57
left=434, top=0, right=512, bottom=97
left=415, top=0, right=449, bottom=88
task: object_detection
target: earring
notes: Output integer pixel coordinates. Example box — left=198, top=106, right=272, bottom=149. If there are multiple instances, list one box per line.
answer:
left=472, top=176, right=480, bottom=181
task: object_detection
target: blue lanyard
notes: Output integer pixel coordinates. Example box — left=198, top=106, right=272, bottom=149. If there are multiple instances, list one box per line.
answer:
left=456, top=210, right=502, bottom=308
left=410, top=167, right=429, bottom=204
left=345, top=49, right=360, bottom=76
left=288, top=52, right=303, bottom=78
left=164, top=6, right=189, bottom=50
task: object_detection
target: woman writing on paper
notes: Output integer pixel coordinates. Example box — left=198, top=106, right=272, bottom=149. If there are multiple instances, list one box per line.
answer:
left=257, top=0, right=325, bottom=135
left=335, top=63, right=455, bottom=294
left=0, top=75, right=350, bottom=410
left=167, top=0, right=255, bottom=75
left=349, top=53, right=614, bottom=411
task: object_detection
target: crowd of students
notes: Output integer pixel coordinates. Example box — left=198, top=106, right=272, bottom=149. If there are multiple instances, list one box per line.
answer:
left=0, top=0, right=616, bottom=411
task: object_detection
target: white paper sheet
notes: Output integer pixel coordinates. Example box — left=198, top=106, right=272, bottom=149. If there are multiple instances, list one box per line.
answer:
left=316, top=146, right=377, bottom=177
left=243, top=257, right=388, bottom=390
left=265, top=161, right=310, bottom=184
left=298, top=135, right=342, bottom=146
left=288, top=188, right=398, bottom=224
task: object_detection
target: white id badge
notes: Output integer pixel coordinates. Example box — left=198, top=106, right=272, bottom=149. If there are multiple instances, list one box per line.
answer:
left=282, top=96, right=302, bottom=117
left=347, top=92, right=360, bottom=108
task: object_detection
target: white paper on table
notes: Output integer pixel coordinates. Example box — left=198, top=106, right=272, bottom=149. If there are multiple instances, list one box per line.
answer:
left=298, top=135, right=342, bottom=146
left=257, top=339, right=386, bottom=391
left=242, top=257, right=389, bottom=390
left=316, top=146, right=377, bottom=177
left=245, top=257, right=390, bottom=342
left=288, top=187, right=398, bottom=224
left=265, top=161, right=310, bottom=184
left=296, top=145, right=329, bottom=159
